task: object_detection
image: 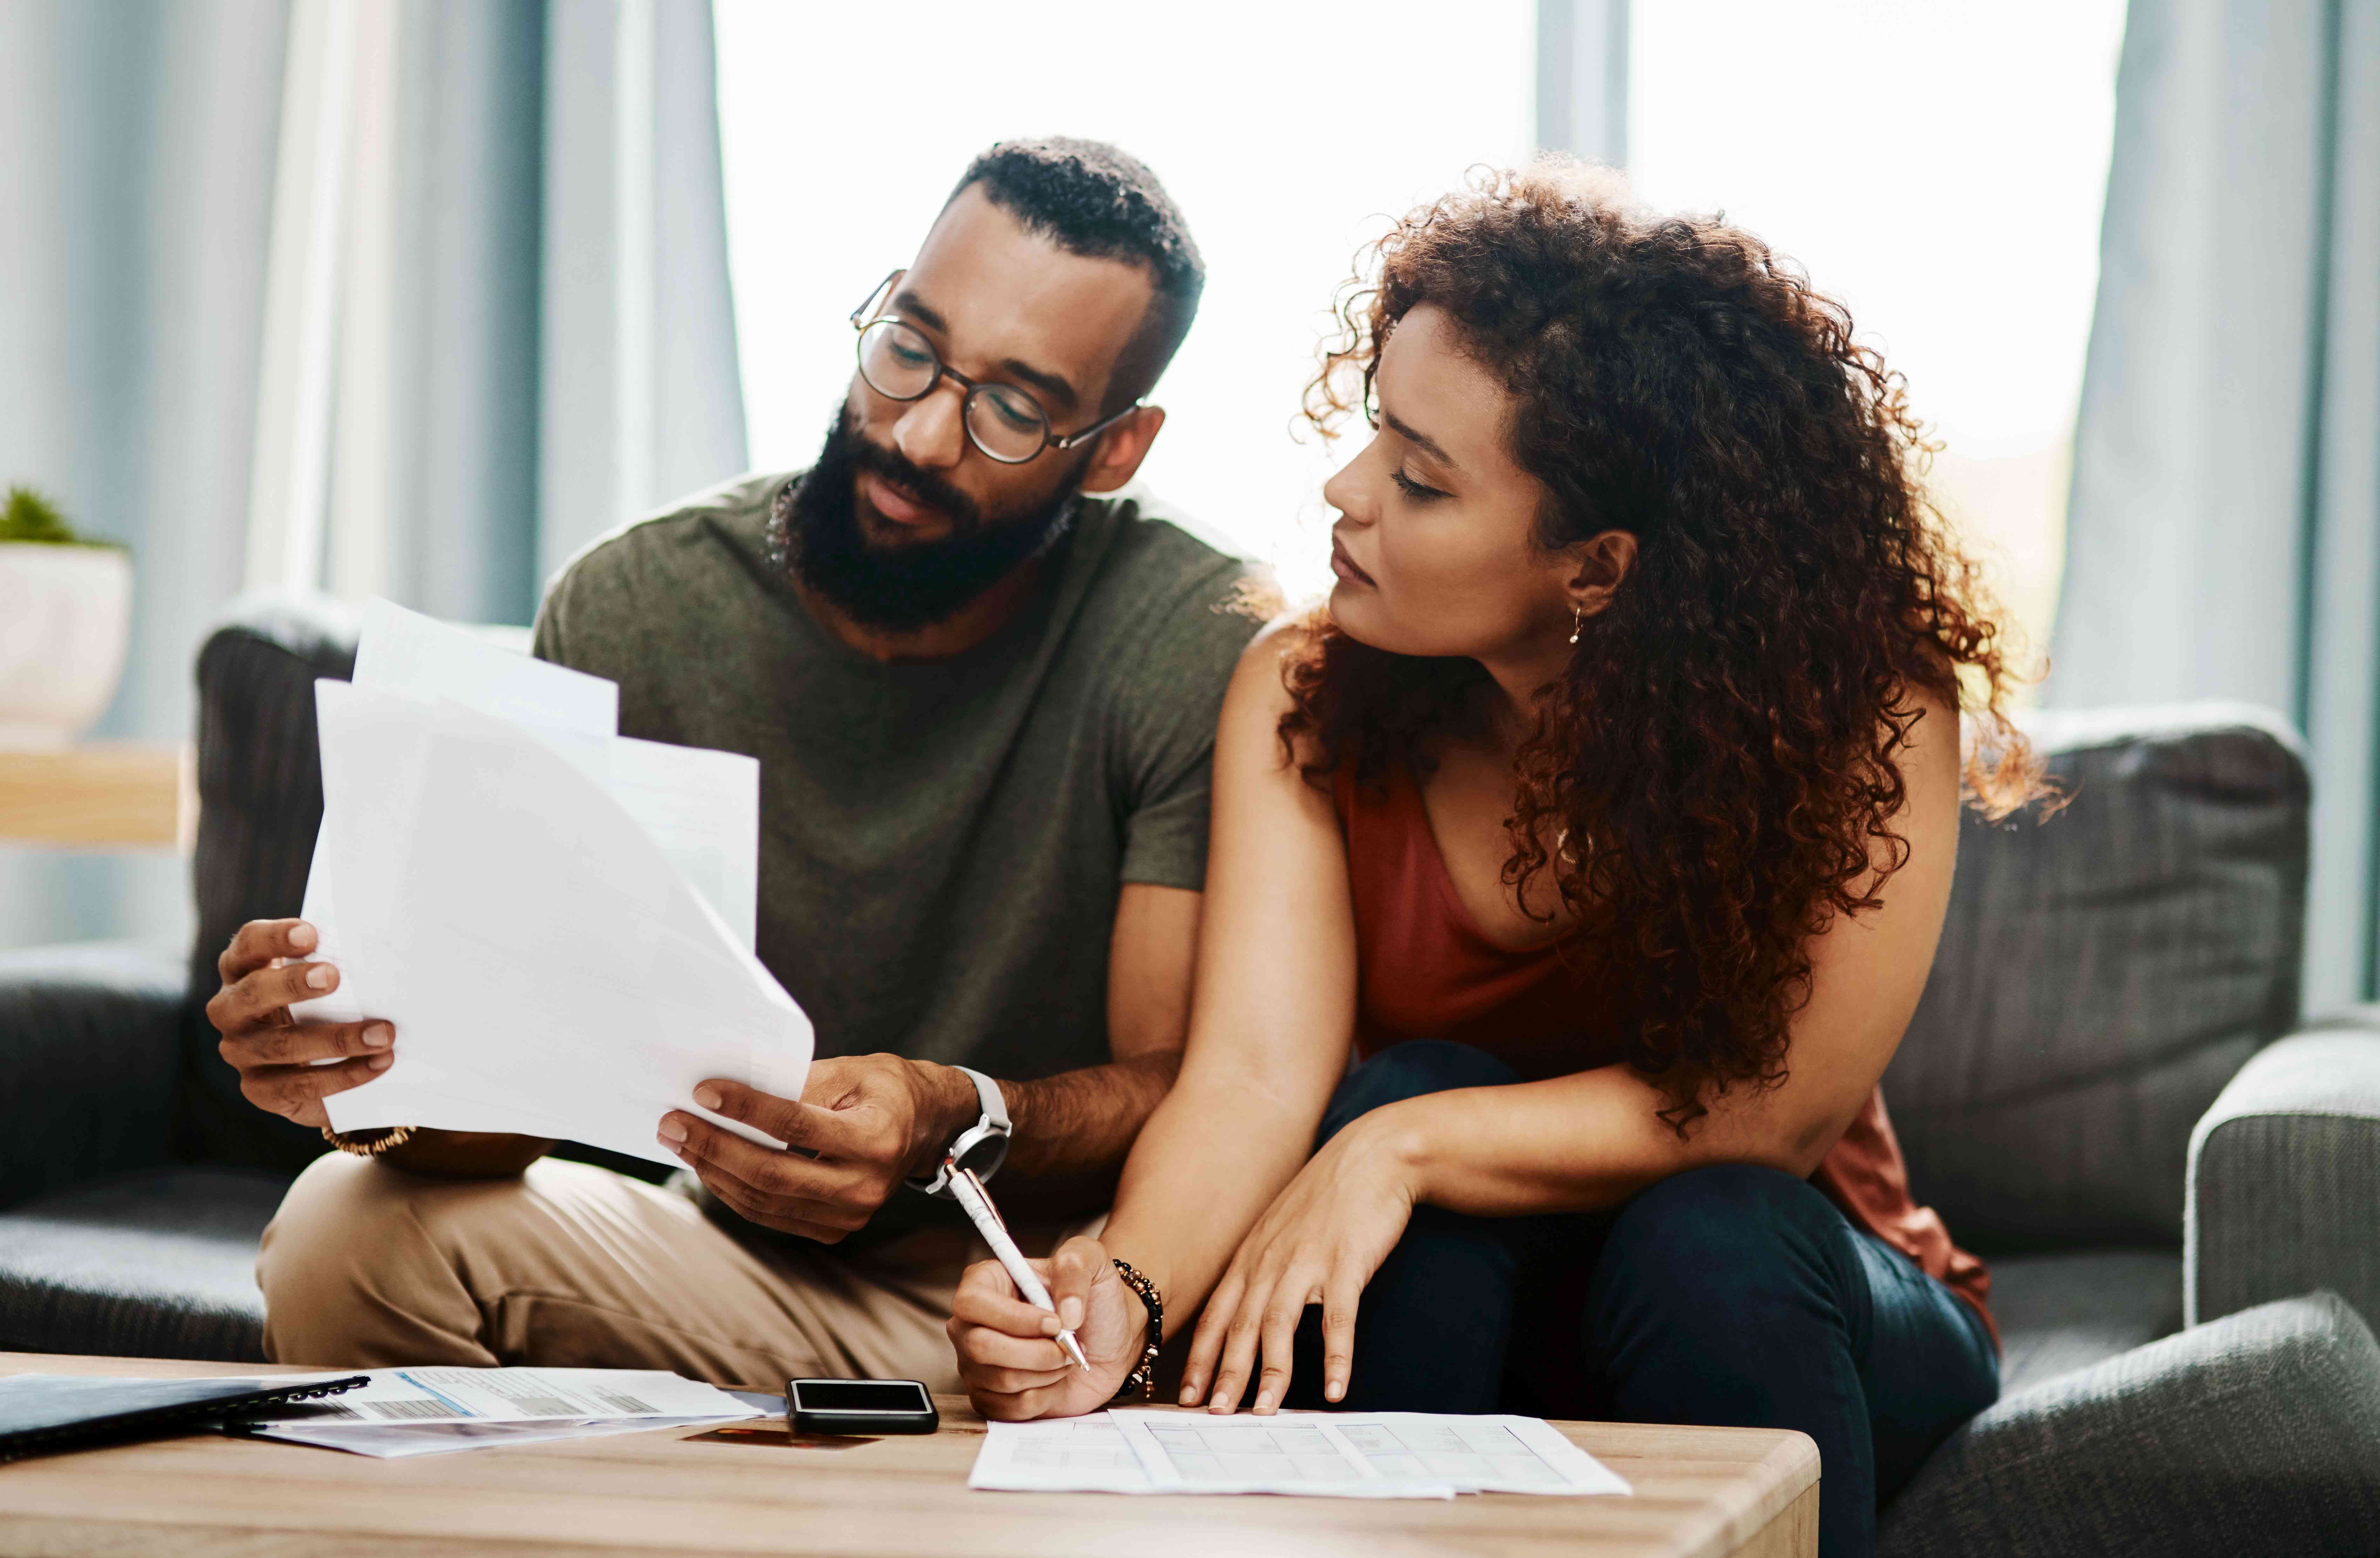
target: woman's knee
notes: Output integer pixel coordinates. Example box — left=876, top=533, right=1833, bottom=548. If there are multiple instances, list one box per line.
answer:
left=1319, top=1040, right=1522, bottom=1144
left=1589, top=1164, right=1859, bottom=1339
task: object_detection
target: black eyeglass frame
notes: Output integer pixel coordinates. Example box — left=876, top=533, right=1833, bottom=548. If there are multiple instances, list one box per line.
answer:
left=848, top=269, right=1143, bottom=466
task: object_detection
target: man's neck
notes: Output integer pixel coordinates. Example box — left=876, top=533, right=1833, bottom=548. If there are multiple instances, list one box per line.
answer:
left=792, top=554, right=1050, bottom=664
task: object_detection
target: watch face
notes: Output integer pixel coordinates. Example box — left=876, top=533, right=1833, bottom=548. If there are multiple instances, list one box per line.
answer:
left=952, top=1128, right=1008, bottom=1178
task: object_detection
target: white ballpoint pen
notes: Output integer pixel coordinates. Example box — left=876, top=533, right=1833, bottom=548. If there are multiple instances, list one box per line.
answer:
left=946, top=1163, right=1091, bottom=1372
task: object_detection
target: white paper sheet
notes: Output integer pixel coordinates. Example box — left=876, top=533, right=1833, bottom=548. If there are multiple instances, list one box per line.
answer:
left=1315, top=1413, right=1633, bottom=1496
left=297, top=600, right=756, bottom=1004
left=968, top=1416, right=1169, bottom=1494
left=352, top=597, right=618, bottom=736
left=293, top=600, right=802, bottom=1162
left=971, top=1411, right=1631, bottom=1499
left=222, top=1365, right=760, bottom=1458
left=250, top=1367, right=764, bottom=1426
left=310, top=681, right=808, bottom=1162
left=524, top=725, right=761, bottom=952
left=236, top=1415, right=730, bottom=1459
left=294, top=600, right=633, bottom=1027
left=1115, top=1412, right=1448, bottom=1497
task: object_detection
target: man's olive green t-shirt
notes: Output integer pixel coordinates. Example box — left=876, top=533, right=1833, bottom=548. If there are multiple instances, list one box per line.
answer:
left=530, top=470, right=1259, bottom=1096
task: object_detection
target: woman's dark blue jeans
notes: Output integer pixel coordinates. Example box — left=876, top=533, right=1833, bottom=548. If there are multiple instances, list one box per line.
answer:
left=1285, top=1040, right=1999, bottom=1558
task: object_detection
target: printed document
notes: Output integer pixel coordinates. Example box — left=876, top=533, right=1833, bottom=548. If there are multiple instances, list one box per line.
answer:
left=248, top=1367, right=760, bottom=1425
left=225, top=1367, right=763, bottom=1459
left=970, top=1410, right=1631, bottom=1498
left=296, top=599, right=808, bottom=1164
left=238, top=1415, right=732, bottom=1459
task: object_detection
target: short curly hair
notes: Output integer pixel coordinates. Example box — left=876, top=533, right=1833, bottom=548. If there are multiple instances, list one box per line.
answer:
left=953, top=137, right=1204, bottom=411
left=1281, top=161, right=2049, bottom=1132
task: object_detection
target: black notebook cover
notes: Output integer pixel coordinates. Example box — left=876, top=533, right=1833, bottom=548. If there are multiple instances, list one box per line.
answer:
left=0, top=1373, right=369, bottom=1465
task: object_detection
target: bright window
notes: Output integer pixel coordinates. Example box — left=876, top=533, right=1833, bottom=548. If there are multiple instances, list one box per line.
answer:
left=1630, top=0, right=2129, bottom=676
left=716, top=3, right=2125, bottom=655
left=713, top=1, right=1534, bottom=603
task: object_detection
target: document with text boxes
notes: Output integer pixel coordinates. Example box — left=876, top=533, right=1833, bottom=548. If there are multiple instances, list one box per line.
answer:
left=970, top=1409, right=1631, bottom=1498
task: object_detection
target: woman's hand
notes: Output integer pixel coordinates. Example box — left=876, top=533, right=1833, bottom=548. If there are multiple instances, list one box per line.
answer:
left=1181, top=1114, right=1418, bottom=1414
left=947, top=1235, right=1143, bottom=1420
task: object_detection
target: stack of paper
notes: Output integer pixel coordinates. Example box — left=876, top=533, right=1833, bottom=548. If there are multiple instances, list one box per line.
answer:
left=230, top=1368, right=768, bottom=1458
left=295, top=599, right=811, bottom=1165
left=969, top=1410, right=1633, bottom=1499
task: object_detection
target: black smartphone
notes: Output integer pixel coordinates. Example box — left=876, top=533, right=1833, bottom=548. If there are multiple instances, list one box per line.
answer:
left=785, top=1378, right=939, bottom=1436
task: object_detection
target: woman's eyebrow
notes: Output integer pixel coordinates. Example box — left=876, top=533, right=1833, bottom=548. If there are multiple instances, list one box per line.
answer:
left=1381, top=409, right=1458, bottom=470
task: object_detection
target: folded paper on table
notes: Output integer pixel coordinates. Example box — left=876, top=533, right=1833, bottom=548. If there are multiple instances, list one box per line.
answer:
left=301, top=600, right=805, bottom=1164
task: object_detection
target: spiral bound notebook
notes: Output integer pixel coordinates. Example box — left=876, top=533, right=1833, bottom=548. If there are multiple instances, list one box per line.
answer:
left=0, top=1373, right=368, bottom=1465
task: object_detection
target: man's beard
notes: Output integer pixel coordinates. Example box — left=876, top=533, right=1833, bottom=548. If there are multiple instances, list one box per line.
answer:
left=770, top=406, right=1084, bottom=633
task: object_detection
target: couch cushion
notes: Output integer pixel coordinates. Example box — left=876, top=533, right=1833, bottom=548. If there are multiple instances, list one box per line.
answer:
left=1880, top=1292, right=2380, bottom=1558
left=1885, top=704, right=2309, bottom=1252
left=176, top=595, right=361, bottom=1174
left=0, top=940, right=186, bottom=1209
left=0, top=1167, right=291, bottom=1362
left=1991, top=1249, right=2182, bottom=1394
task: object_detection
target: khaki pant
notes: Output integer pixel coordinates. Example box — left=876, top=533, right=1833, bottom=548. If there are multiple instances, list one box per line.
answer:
left=257, top=1153, right=1084, bottom=1392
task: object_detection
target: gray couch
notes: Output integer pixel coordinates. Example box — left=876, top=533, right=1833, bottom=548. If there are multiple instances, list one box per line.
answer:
left=3, top=599, right=2377, bottom=1553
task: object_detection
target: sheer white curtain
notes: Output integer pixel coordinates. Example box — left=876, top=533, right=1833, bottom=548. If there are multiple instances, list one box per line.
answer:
left=0, top=0, right=289, bottom=950
left=0, top=0, right=749, bottom=950
left=2050, top=0, right=2380, bottom=1010
left=243, top=0, right=747, bottom=623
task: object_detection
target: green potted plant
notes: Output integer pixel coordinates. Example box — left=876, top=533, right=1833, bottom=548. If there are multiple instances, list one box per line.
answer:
left=0, top=485, right=132, bottom=750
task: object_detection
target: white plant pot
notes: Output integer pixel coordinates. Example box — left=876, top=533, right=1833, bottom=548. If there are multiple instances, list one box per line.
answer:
left=0, top=542, right=133, bottom=750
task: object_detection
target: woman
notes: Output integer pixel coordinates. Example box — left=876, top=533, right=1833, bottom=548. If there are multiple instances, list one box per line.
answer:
left=947, top=163, right=2043, bottom=1558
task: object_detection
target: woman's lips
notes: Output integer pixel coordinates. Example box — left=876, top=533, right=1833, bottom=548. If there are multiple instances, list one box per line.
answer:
left=860, top=470, right=939, bottom=528
left=1330, top=537, right=1377, bottom=588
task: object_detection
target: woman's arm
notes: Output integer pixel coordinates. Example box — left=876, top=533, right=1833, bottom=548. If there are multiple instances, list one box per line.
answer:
left=1393, top=687, right=1962, bottom=1215
left=1181, top=688, right=1966, bottom=1412
left=945, top=623, right=1363, bottom=1418
left=1099, top=622, right=1361, bottom=1327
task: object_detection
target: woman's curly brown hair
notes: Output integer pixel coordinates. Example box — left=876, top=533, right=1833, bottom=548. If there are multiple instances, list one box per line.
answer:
left=1281, top=162, right=2049, bottom=1132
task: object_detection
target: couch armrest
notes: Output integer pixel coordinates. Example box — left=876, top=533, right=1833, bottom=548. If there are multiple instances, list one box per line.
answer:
left=0, top=940, right=187, bottom=1209
left=2187, top=1011, right=2380, bottom=1327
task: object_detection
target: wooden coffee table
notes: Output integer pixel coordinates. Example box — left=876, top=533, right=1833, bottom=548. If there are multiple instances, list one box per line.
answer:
left=0, top=1353, right=1816, bottom=1556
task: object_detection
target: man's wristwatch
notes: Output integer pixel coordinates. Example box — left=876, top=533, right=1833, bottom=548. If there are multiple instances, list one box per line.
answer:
left=906, top=1066, right=1010, bottom=1198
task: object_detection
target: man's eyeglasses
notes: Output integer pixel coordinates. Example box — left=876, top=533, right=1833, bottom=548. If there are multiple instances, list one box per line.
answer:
left=849, top=270, right=1141, bottom=466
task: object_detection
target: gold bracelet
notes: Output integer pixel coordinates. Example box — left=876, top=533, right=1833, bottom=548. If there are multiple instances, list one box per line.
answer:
left=320, top=1125, right=418, bottom=1158
left=1109, top=1258, right=1163, bottom=1404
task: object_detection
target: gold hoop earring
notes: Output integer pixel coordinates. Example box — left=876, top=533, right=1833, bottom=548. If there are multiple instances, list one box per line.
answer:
left=1568, top=605, right=1583, bottom=646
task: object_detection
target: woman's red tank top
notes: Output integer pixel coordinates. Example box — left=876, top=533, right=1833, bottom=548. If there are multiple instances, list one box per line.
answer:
left=1335, top=763, right=1996, bottom=1342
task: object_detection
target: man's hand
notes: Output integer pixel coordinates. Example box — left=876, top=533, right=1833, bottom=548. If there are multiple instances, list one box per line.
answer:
left=204, top=918, right=393, bottom=1129
left=658, top=1053, right=977, bottom=1242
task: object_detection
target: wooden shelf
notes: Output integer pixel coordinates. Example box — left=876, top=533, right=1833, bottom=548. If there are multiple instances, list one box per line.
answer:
left=0, top=741, right=195, bottom=851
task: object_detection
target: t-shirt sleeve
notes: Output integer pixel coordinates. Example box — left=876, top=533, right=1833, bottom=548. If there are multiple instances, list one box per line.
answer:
left=530, top=544, right=594, bottom=670
left=529, top=582, right=566, bottom=666
left=529, top=539, right=621, bottom=677
left=1109, top=564, right=1266, bottom=890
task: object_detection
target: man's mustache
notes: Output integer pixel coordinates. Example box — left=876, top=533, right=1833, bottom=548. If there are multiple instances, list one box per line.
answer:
left=849, top=431, right=982, bottom=532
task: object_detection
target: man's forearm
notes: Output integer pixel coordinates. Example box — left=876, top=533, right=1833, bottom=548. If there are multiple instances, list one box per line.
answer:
left=1002, top=1050, right=1181, bottom=1179
left=913, top=1051, right=1180, bottom=1199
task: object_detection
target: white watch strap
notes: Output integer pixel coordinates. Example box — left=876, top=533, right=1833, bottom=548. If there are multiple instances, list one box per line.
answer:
left=911, top=1067, right=1010, bottom=1196
left=956, top=1066, right=1010, bottom=1133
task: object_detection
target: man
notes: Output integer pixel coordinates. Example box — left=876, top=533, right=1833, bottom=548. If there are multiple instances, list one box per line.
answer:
left=212, top=138, right=1261, bottom=1391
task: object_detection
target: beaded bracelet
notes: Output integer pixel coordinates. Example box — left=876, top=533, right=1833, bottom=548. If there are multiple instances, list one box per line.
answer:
left=319, top=1125, right=418, bottom=1158
left=1109, top=1258, right=1163, bottom=1403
